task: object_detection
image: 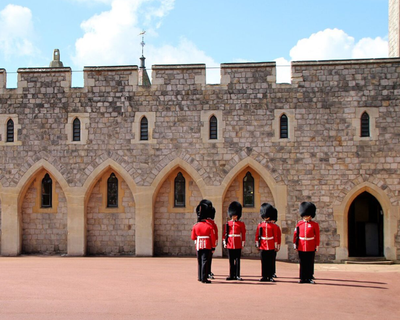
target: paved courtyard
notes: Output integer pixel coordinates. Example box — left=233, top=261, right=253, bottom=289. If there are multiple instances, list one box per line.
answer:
left=0, top=256, right=399, bottom=319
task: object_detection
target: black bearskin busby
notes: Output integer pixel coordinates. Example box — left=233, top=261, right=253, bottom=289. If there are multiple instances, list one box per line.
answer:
left=228, top=201, right=242, bottom=220
left=260, top=203, right=277, bottom=220
left=299, top=201, right=316, bottom=218
left=208, top=206, right=216, bottom=220
left=196, top=199, right=213, bottom=221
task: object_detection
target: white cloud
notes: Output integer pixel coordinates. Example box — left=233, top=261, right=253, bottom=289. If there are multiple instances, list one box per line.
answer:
left=0, top=4, right=37, bottom=58
left=290, top=28, right=388, bottom=61
left=72, top=0, right=220, bottom=83
left=277, top=28, right=389, bottom=83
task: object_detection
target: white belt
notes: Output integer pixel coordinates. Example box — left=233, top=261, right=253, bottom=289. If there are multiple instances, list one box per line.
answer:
left=228, top=234, right=241, bottom=237
left=197, top=236, right=210, bottom=239
left=261, top=236, right=274, bottom=240
left=299, top=237, right=314, bottom=240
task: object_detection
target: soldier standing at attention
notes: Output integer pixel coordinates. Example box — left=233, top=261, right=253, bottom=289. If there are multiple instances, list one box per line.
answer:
left=206, top=206, right=218, bottom=279
left=270, top=207, right=281, bottom=279
left=191, top=200, right=216, bottom=284
left=223, top=201, right=246, bottom=281
left=293, top=202, right=320, bottom=284
left=255, top=203, right=280, bottom=282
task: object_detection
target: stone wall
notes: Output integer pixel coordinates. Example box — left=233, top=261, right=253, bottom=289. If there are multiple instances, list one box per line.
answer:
left=154, top=177, right=201, bottom=256
left=21, top=182, right=67, bottom=254
left=1, top=59, right=400, bottom=261
left=87, top=180, right=135, bottom=255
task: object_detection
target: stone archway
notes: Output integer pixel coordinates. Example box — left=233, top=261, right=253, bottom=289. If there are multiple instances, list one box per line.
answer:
left=333, top=181, right=398, bottom=261
left=348, top=192, right=384, bottom=257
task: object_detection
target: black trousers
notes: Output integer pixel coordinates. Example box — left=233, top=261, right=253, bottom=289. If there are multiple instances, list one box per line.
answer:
left=273, top=250, right=277, bottom=275
left=228, top=249, right=242, bottom=278
left=197, top=249, right=212, bottom=282
left=298, top=251, right=315, bottom=280
left=260, top=249, right=275, bottom=279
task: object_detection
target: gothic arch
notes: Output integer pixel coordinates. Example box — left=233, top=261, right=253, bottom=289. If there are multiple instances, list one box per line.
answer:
left=333, top=181, right=398, bottom=261
left=83, top=158, right=138, bottom=206
left=16, top=159, right=69, bottom=209
left=221, top=157, right=288, bottom=259
left=151, top=157, right=207, bottom=200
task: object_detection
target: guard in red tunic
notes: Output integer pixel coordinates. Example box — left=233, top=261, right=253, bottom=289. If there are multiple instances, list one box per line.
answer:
left=270, top=208, right=281, bottom=279
left=206, top=206, right=218, bottom=279
left=255, top=203, right=280, bottom=282
left=293, top=202, right=320, bottom=284
left=191, top=199, right=216, bottom=283
left=223, top=201, right=246, bottom=281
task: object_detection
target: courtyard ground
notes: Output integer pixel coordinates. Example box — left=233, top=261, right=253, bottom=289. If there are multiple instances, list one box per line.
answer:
left=0, top=256, right=399, bottom=319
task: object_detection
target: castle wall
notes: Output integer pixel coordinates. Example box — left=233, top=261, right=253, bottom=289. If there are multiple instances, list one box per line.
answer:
left=0, top=59, right=400, bottom=261
left=87, top=179, right=135, bottom=256
left=21, top=182, right=67, bottom=254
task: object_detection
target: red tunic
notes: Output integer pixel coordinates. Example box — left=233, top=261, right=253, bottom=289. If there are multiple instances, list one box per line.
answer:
left=273, top=222, right=282, bottom=248
left=293, top=220, right=320, bottom=252
left=255, top=221, right=279, bottom=251
left=191, top=221, right=216, bottom=251
left=224, top=220, right=246, bottom=249
left=206, top=218, right=219, bottom=248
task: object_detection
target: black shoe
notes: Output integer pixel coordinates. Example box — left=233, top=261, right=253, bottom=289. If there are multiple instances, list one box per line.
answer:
left=226, top=277, right=235, bottom=281
left=259, top=277, right=268, bottom=282
left=210, top=272, right=214, bottom=276
left=269, top=277, right=275, bottom=282
left=308, top=279, right=315, bottom=284
left=298, top=279, right=306, bottom=283
left=272, top=274, right=277, bottom=278
left=208, top=274, right=214, bottom=279
left=202, top=280, right=211, bottom=284
left=236, top=277, right=243, bottom=281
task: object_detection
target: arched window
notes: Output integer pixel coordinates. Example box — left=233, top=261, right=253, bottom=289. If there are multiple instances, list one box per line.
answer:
left=280, top=114, right=288, bottom=139
left=243, top=171, right=254, bottom=207
left=209, top=115, right=218, bottom=140
left=6, top=119, right=14, bottom=142
left=41, top=173, right=52, bottom=208
left=73, top=118, right=81, bottom=141
left=361, top=112, right=370, bottom=137
left=174, top=172, right=185, bottom=208
left=140, top=116, right=148, bottom=141
left=107, top=173, right=118, bottom=208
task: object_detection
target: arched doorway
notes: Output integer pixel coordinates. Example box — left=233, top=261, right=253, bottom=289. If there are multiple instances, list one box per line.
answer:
left=348, top=192, right=383, bottom=257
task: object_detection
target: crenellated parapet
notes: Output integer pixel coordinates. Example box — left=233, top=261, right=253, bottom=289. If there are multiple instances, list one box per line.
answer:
left=83, top=65, right=138, bottom=91
left=220, top=62, right=276, bottom=86
left=151, top=64, right=206, bottom=88
left=17, top=67, right=72, bottom=93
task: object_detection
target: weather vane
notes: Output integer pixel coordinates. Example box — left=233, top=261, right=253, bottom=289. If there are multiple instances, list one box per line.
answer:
left=139, top=30, right=146, bottom=57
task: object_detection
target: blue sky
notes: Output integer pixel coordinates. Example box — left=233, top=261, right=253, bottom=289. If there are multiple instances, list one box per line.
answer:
left=0, top=0, right=390, bottom=86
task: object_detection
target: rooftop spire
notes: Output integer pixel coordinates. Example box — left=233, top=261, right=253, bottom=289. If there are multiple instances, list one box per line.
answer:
left=138, top=30, right=151, bottom=86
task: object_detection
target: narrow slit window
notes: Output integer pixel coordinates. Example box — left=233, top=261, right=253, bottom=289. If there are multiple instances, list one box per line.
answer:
left=174, top=172, right=185, bottom=208
left=280, top=114, right=288, bottom=139
left=73, top=118, right=81, bottom=141
left=243, top=171, right=255, bottom=208
left=209, top=115, right=218, bottom=140
left=361, top=112, right=370, bottom=137
left=140, top=117, right=148, bottom=141
left=41, top=173, right=52, bottom=208
left=6, top=119, right=14, bottom=142
left=107, top=173, right=118, bottom=208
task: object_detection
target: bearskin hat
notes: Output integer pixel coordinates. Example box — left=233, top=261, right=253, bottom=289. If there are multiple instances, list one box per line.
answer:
left=196, top=199, right=213, bottom=221
left=208, top=206, right=216, bottom=220
left=299, top=201, right=316, bottom=218
left=260, top=203, right=277, bottom=220
left=228, top=201, right=242, bottom=220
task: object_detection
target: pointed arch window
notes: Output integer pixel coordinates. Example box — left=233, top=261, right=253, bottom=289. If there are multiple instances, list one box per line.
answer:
left=140, top=116, right=148, bottom=141
left=107, top=173, right=118, bottom=208
left=280, top=114, right=288, bottom=139
left=361, top=112, right=370, bottom=137
left=6, top=119, right=14, bottom=142
left=209, top=115, right=218, bottom=140
left=174, top=172, right=185, bottom=208
left=41, top=173, right=53, bottom=208
left=73, top=118, right=81, bottom=141
left=243, top=171, right=255, bottom=208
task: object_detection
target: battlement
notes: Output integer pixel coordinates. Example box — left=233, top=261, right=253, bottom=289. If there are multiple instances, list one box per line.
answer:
left=1, top=58, right=400, bottom=93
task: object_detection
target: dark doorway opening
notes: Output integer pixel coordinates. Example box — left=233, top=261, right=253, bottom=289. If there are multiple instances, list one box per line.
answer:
left=348, top=192, right=383, bottom=257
